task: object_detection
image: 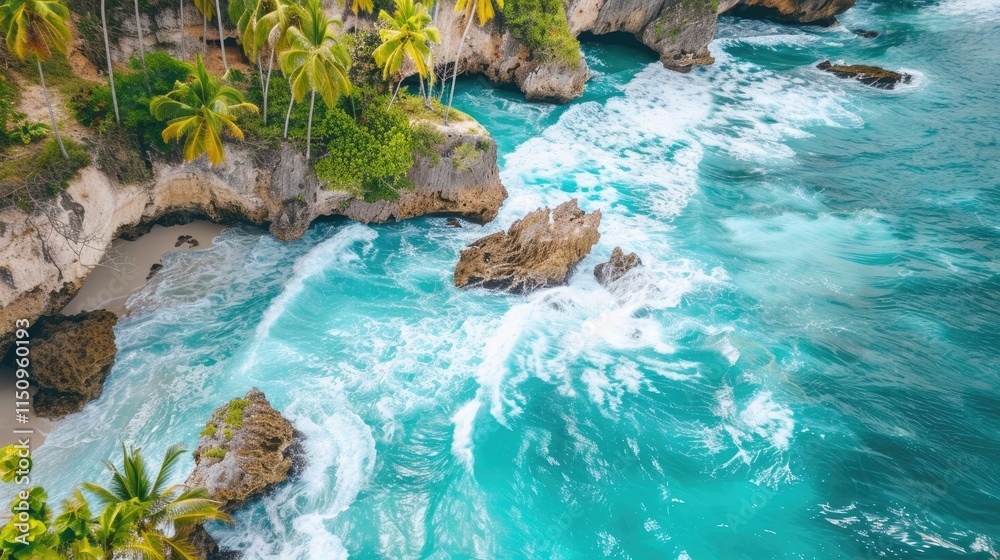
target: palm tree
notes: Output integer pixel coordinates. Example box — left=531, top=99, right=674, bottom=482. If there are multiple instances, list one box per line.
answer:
left=374, top=0, right=439, bottom=109
left=194, top=0, right=213, bottom=55
left=100, top=0, right=120, bottom=123
left=279, top=0, right=352, bottom=159
left=0, top=0, right=73, bottom=160
left=83, top=443, right=232, bottom=558
left=349, top=0, right=374, bottom=15
left=230, top=0, right=269, bottom=118
left=134, top=0, right=149, bottom=76
left=214, top=0, right=229, bottom=72
left=444, top=0, right=502, bottom=123
left=150, top=54, right=259, bottom=165
left=255, top=0, right=295, bottom=125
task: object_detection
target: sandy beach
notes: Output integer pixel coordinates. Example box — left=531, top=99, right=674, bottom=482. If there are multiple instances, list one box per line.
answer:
left=62, top=221, right=227, bottom=316
left=2, top=220, right=227, bottom=448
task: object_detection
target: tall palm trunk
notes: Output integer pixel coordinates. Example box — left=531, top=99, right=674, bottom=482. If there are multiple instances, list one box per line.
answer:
left=306, top=89, right=316, bottom=160
left=444, top=13, right=475, bottom=124
left=263, top=48, right=275, bottom=125
left=134, top=0, right=148, bottom=76
left=283, top=94, right=294, bottom=138
left=387, top=78, right=403, bottom=110
left=215, top=0, right=228, bottom=72
left=101, top=0, right=120, bottom=123
left=203, top=11, right=208, bottom=55
left=37, top=59, right=68, bottom=161
left=179, top=0, right=185, bottom=60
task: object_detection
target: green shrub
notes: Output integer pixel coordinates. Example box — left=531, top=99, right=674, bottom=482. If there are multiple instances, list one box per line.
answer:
left=69, top=52, right=191, bottom=155
left=5, top=120, right=48, bottom=145
left=1, top=139, right=92, bottom=208
left=31, top=140, right=90, bottom=195
left=451, top=142, right=481, bottom=172
left=224, top=398, right=248, bottom=428
left=203, top=448, right=227, bottom=460
left=501, top=0, right=581, bottom=66
left=200, top=422, right=218, bottom=437
left=412, top=122, right=444, bottom=166
left=314, top=94, right=415, bottom=202
left=223, top=427, right=233, bottom=439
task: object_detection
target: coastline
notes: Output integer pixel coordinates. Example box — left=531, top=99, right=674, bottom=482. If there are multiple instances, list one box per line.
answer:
left=61, top=221, right=228, bottom=316
left=1, top=221, right=226, bottom=448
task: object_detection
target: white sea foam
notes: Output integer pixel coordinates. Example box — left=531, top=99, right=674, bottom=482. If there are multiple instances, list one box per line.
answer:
left=451, top=399, right=482, bottom=471
left=256, top=224, right=377, bottom=338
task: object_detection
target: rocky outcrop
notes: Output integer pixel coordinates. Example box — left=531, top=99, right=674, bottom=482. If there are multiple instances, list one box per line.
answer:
left=719, top=0, right=857, bottom=24
left=454, top=199, right=601, bottom=293
left=566, top=0, right=717, bottom=71
left=1, top=310, right=118, bottom=418
left=0, top=120, right=505, bottom=343
left=853, top=28, right=878, bottom=39
left=187, top=388, right=302, bottom=513
left=817, top=60, right=912, bottom=89
left=594, top=246, right=642, bottom=287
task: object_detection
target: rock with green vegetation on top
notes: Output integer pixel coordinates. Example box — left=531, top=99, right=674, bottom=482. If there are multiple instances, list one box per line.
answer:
left=187, top=388, right=304, bottom=513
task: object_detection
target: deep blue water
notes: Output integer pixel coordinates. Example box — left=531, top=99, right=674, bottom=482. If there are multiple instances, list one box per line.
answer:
left=24, top=0, right=1000, bottom=557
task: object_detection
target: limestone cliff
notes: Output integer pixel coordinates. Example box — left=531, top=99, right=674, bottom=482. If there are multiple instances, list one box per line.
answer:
left=565, top=0, right=718, bottom=71
left=0, top=121, right=506, bottom=342
left=104, top=0, right=855, bottom=104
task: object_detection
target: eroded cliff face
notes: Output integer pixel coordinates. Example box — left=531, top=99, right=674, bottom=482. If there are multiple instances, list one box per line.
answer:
left=566, top=0, right=718, bottom=71
left=718, top=0, right=857, bottom=24
left=0, top=121, right=506, bottom=342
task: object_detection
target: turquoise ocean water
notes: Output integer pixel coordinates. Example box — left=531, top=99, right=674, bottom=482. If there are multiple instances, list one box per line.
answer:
left=24, top=0, right=1000, bottom=557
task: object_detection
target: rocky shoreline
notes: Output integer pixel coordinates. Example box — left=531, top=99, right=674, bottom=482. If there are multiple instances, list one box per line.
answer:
left=0, top=119, right=506, bottom=349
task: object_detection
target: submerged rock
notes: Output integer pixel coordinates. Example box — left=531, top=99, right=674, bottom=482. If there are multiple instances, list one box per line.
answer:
left=186, top=388, right=303, bottom=513
left=817, top=60, right=912, bottom=89
left=9, top=310, right=118, bottom=418
left=454, top=199, right=601, bottom=293
left=853, top=28, right=879, bottom=38
left=594, top=247, right=642, bottom=287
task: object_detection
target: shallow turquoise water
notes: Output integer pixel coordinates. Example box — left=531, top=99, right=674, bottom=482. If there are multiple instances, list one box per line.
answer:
left=25, top=0, right=1000, bottom=557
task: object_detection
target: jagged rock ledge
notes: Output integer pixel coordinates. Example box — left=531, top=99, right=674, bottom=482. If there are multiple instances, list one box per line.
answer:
left=594, top=246, right=642, bottom=288
left=0, top=120, right=507, bottom=344
left=817, top=60, right=912, bottom=89
left=454, top=199, right=601, bottom=293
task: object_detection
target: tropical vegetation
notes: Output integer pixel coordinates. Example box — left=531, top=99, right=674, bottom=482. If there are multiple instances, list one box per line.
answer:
left=150, top=54, right=259, bottom=165
left=0, top=0, right=489, bottom=208
left=278, top=0, right=352, bottom=159
left=0, top=443, right=230, bottom=559
left=444, top=0, right=502, bottom=123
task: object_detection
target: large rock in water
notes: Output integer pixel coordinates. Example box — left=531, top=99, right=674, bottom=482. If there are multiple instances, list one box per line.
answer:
left=594, top=247, right=642, bottom=287
left=817, top=60, right=912, bottom=89
left=186, top=388, right=303, bottom=513
left=454, top=200, right=601, bottom=293
left=11, top=310, right=118, bottom=418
